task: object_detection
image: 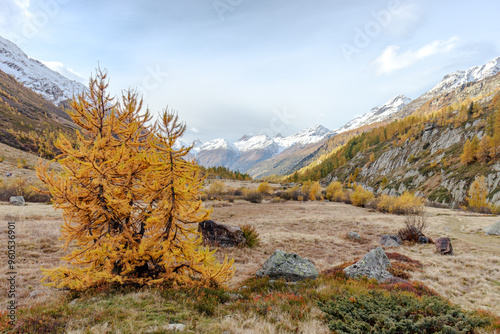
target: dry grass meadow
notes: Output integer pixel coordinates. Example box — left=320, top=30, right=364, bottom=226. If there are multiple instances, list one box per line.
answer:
left=1, top=196, right=499, bottom=321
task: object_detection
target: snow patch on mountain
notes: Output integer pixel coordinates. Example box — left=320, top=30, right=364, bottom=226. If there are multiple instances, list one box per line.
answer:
left=234, top=134, right=277, bottom=152
left=199, top=138, right=239, bottom=153
left=275, top=125, right=331, bottom=148
left=423, top=56, right=500, bottom=98
left=0, top=35, right=86, bottom=105
left=333, top=95, right=411, bottom=134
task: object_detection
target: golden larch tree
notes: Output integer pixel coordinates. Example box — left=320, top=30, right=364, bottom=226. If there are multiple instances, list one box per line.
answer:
left=477, top=135, right=491, bottom=163
left=36, top=69, right=233, bottom=290
left=466, top=175, right=488, bottom=211
left=460, top=139, right=475, bottom=165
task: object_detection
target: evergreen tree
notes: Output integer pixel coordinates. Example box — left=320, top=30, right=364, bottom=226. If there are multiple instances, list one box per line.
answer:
left=37, top=69, right=233, bottom=290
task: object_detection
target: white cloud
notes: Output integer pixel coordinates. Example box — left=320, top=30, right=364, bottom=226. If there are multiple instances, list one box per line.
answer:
left=0, top=0, right=33, bottom=42
left=190, top=127, right=200, bottom=133
left=371, top=36, right=460, bottom=75
left=41, top=60, right=86, bottom=84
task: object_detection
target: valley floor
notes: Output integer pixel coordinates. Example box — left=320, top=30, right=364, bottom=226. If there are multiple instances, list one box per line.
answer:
left=1, top=200, right=499, bottom=317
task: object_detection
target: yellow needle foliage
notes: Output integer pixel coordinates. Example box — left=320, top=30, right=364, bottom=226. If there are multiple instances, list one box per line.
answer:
left=36, top=69, right=233, bottom=290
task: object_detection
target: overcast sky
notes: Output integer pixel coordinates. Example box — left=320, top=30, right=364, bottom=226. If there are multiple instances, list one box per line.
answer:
left=1, top=0, right=500, bottom=143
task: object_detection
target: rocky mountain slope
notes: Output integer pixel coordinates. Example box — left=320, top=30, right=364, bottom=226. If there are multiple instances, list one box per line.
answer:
left=0, top=68, right=76, bottom=157
left=0, top=35, right=85, bottom=105
left=396, top=56, right=500, bottom=118
left=332, top=95, right=411, bottom=135
left=321, top=73, right=500, bottom=207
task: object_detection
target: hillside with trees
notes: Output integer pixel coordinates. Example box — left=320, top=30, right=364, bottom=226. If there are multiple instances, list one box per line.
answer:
left=288, top=73, right=500, bottom=208
left=0, top=69, right=76, bottom=158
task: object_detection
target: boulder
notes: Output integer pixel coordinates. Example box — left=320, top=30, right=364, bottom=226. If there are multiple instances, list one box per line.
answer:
left=484, top=221, right=500, bottom=235
left=198, top=220, right=246, bottom=247
left=256, top=249, right=319, bottom=281
left=379, top=234, right=401, bottom=246
left=165, top=324, right=186, bottom=332
left=384, top=239, right=401, bottom=248
left=435, top=237, right=453, bottom=255
left=418, top=236, right=430, bottom=244
left=343, top=247, right=393, bottom=281
left=347, top=231, right=361, bottom=240
left=9, top=196, right=25, bottom=206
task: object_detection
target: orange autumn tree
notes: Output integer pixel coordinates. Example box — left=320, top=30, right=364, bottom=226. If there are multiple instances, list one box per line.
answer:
left=36, top=69, right=233, bottom=290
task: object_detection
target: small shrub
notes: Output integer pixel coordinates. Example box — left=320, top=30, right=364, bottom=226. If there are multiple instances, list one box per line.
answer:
left=379, top=280, right=439, bottom=298
left=0, top=177, right=51, bottom=202
left=241, top=224, right=261, bottom=248
left=244, top=190, right=263, bottom=203
left=257, top=181, right=271, bottom=194
left=326, top=181, right=342, bottom=201
left=341, top=190, right=352, bottom=204
left=350, top=185, right=374, bottom=207
left=397, top=211, right=428, bottom=243
left=319, top=290, right=489, bottom=333
left=332, top=189, right=344, bottom=202
left=377, top=192, right=424, bottom=215
left=301, top=181, right=313, bottom=200
left=297, top=195, right=304, bottom=202
left=207, top=180, right=226, bottom=199
left=322, top=260, right=358, bottom=278
left=270, top=196, right=283, bottom=203
left=466, top=175, right=489, bottom=213
left=310, top=181, right=322, bottom=200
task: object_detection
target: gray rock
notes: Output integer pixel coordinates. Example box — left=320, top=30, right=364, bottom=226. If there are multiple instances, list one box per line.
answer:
left=165, top=324, right=186, bottom=332
left=379, top=234, right=402, bottom=246
left=418, top=236, right=430, bottom=244
left=198, top=220, right=246, bottom=247
left=343, top=247, right=393, bottom=281
left=484, top=221, right=500, bottom=235
left=384, top=239, right=401, bottom=248
left=28, top=290, right=41, bottom=298
left=347, top=231, right=361, bottom=240
left=256, top=249, right=319, bottom=281
left=9, top=196, right=25, bottom=206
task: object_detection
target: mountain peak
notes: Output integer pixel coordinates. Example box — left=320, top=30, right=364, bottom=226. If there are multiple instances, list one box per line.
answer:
left=199, top=138, right=238, bottom=152
left=334, top=94, right=411, bottom=135
left=424, top=56, right=500, bottom=99
left=0, top=35, right=86, bottom=105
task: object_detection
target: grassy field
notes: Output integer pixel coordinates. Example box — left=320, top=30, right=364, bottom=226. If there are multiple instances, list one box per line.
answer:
left=0, top=198, right=499, bottom=332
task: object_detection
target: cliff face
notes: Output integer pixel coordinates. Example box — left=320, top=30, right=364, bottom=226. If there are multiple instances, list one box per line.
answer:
left=325, top=107, right=500, bottom=207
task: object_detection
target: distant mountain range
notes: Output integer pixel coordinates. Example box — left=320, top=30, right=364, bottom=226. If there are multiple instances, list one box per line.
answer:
left=191, top=95, right=413, bottom=175
left=0, top=36, right=85, bottom=105
left=191, top=56, right=500, bottom=177
left=2, top=35, right=500, bottom=180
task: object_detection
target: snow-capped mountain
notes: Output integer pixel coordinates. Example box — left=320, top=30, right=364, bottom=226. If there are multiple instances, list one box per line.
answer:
left=275, top=125, right=331, bottom=148
left=199, top=138, right=239, bottom=154
left=333, top=95, right=411, bottom=135
left=423, top=56, right=500, bottom=99
left=0, top=35, right=86, bottom=105
left=234, top=134, right=278, bottom=153
left=195, top=125, right=332, bottom=171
